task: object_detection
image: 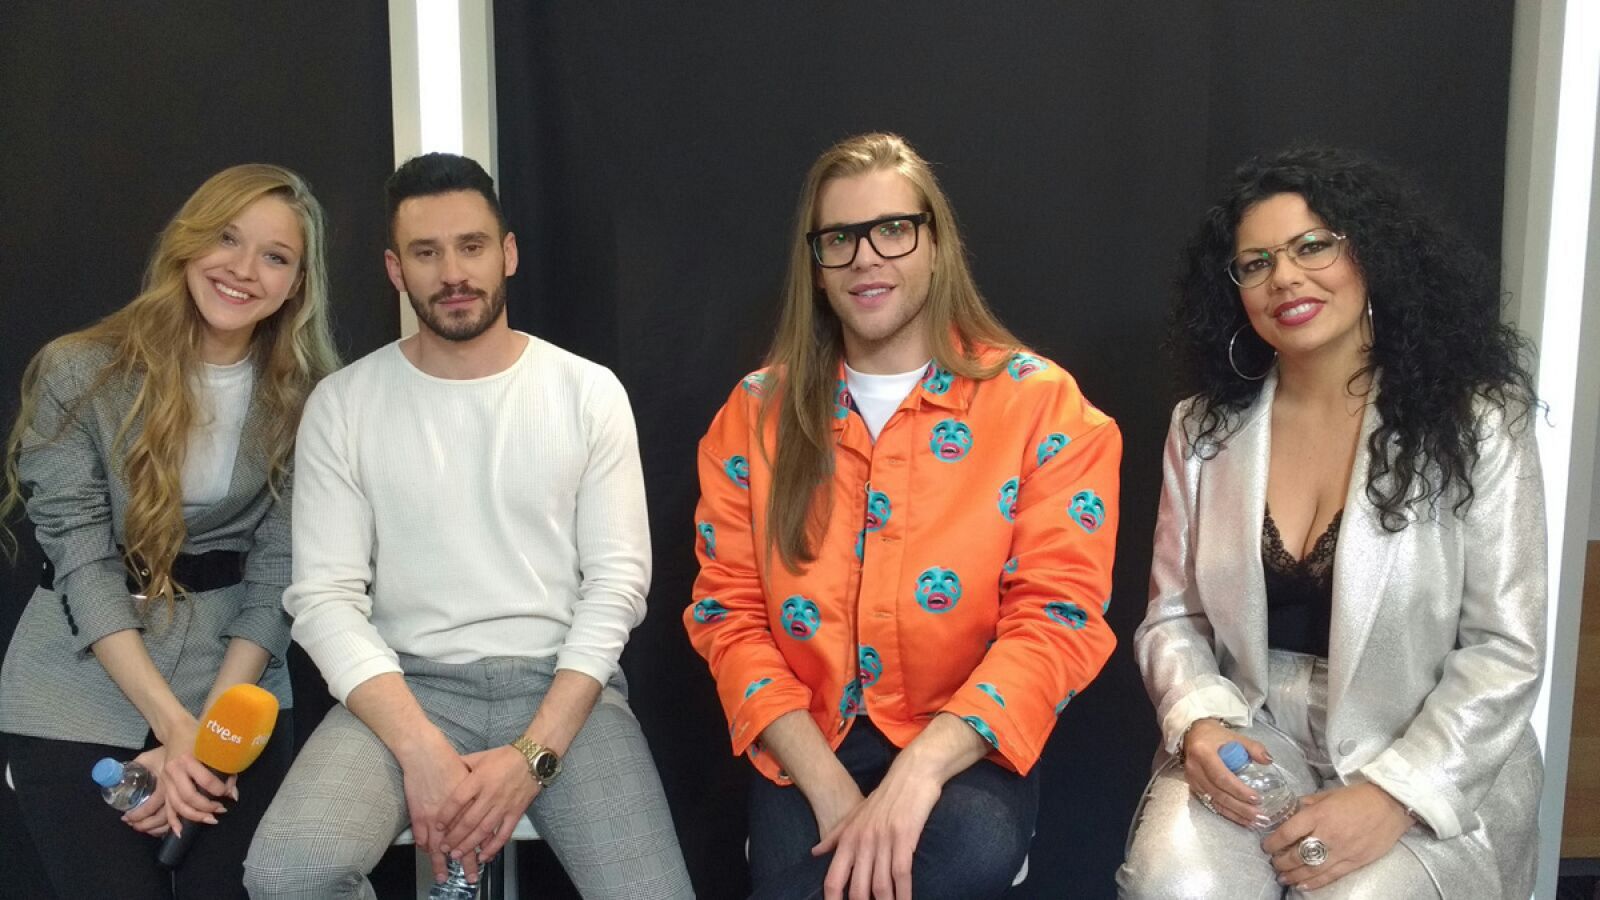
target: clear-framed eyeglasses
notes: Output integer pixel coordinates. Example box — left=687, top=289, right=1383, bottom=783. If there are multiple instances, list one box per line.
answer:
left=807, top=213, right=931, bottom=269
left=1227, top=228, right=1348, bottom=288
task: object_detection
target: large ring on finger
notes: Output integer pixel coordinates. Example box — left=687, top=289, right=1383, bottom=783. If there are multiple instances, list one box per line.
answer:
left=1297, top=836, right=1329, bottom=867
left=1197, top=791, right=1217, bottom=814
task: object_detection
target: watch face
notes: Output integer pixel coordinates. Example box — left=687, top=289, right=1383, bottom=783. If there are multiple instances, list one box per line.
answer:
left=533, top=751, right=559, bottom=780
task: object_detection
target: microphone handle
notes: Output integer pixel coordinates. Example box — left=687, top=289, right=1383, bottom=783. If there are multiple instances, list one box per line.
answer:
left=156, top=765, right=227, bottom=868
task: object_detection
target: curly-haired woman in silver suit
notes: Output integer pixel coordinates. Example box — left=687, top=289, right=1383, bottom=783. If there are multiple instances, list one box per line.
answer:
left=1118, top=148, right=1545, bottom=899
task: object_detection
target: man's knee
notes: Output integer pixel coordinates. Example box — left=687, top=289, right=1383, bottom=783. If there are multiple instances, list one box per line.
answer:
left=917, top=780, right=1033, bottom=897
left=244, top=815, right=380, bottom=900
left=243, top=843, right=371, bottom=900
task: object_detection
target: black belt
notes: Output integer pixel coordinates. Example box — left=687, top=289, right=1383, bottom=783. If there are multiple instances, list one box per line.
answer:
left=39, top=548, right=246, bottom=597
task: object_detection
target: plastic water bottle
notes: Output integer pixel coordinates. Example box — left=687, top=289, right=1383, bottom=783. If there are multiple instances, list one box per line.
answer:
left=1218, top=740, right=1298, bottom=831
left=429, top=858, right=478, bottom=900
left=92, top=758, right=156, bottom=811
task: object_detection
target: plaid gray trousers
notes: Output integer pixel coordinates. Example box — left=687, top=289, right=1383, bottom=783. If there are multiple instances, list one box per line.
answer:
left=245, top=653, right=692, bottom=899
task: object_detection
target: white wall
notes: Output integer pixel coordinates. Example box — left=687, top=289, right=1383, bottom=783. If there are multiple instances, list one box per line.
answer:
left=387, top=0, right=497, bottom=339
left=1592, top=425, right=1600, bottom=539
left=1504, top=1, right=1600, bottom=896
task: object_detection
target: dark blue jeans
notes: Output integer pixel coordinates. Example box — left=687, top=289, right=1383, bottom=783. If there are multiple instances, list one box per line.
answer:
left=747, top=718, right=1037, bottom=900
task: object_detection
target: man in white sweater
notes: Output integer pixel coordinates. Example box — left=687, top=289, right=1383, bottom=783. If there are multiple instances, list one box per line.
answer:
left=245, top=153, right=691, bottom=899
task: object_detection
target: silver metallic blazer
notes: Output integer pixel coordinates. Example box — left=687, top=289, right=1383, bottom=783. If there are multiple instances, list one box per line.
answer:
left=1134, top=374, right=1546, bottom=898
left=0, top=342, right=293, bottom=749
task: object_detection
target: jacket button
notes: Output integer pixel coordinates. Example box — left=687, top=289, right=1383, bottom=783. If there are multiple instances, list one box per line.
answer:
left=1338, top=739, right=1357, bottom=755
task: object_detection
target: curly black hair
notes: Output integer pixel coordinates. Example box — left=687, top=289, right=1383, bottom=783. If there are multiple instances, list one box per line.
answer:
left=1170, top=147, right=1536, bottom=531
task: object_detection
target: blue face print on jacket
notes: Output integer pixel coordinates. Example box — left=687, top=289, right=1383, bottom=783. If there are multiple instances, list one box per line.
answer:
left=839, top=680, right=863, bottom=720
left=963, top=715, right=1000, bottom=750
left=780, top=595, right=821, bottom=640
left=858, top=645, right=882, bottom=688
left=998, top=555, right=1019, bottom=591
left=1069, top=489, right=1105, bottom=533
left=1044, top=601, right=1089, bottom=630
left=1036, top=433, right=1069, bottom=467
left=741, top=372, right=769, bottom=397
left=921, top=363, right=953, bottom=395
left=834, top=380, right=853, bottom=420
left=997, top=477, right=1019, bottom=522
left=976, top=682, right=1006, bottom=707
left=929, top=419, right=973, bottom=463
left=725, top=455, right=750, bottom=489
left=854, top=528, right=865, bottom=562
left=865, top=490, right=891, bottom=532
left=1055, top=689, right=1077, bottom=715
left=915, top=567, right=962, bottom=613
left=696, top=521, right=716, bottom=560
left=692, top=598, right=728, bottom=624
left=744, top=678, right=772, bottom=698
left=1008, top=352, right=1046, bottom=380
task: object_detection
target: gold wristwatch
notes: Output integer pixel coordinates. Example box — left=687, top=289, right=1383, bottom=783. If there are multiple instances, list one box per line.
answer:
left=510, top=737, right=562, bottom=787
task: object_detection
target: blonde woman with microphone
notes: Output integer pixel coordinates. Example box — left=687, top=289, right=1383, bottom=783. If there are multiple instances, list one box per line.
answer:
left=0, top=164, right=339, bottom=899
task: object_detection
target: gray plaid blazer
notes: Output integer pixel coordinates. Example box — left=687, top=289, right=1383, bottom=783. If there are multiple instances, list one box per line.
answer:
left=0, top=341, right=293, bottom=749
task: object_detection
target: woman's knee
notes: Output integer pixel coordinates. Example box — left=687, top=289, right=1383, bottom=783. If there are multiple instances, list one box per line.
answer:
left=1292, top=841, right=1439, bottom=900
left=1118, top=853, right=1279, bottom=900
left=1118, top=807, right=1281, bottom=900
left=1119, top=823, right=1208, bottom=900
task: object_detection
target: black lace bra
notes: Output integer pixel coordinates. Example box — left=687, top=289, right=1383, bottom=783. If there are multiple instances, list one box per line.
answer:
left=1262, top=504, right=1341, bottom=658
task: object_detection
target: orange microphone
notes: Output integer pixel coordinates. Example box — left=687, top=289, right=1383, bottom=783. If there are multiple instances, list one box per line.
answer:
left=157, top=683, right=279, bottom=867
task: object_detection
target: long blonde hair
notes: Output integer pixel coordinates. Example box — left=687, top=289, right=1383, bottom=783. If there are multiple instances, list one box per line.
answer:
left=1, top=164, right=341, bottom=613
left=762, top=133, right=1019, bottom=570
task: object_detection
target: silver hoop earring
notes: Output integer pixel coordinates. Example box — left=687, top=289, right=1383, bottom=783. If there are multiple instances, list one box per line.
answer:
left=1228, top=324, right=1275, bottom=381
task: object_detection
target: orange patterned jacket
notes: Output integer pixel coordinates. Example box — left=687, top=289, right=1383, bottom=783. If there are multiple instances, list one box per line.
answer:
left=686, top=351, right=1120, bottom=785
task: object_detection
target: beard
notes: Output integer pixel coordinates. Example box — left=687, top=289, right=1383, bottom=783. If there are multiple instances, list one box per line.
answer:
left=409, top=280, right=508, bottom=342
left=825, top=286, right=930, bottom=361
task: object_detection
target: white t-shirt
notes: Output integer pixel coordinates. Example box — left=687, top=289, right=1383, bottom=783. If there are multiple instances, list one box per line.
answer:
left=182, top=357, right=254, bottom=516
left=844, top=361, right=930, bottom=440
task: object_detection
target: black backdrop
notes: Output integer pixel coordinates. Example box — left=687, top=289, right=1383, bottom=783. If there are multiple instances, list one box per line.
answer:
left=491, top=3, right=1513, bottom=898
left=0, top=2, right=1513, bottom=899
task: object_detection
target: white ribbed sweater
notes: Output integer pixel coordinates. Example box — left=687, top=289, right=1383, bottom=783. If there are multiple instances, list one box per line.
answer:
left=285, top=336, right=651, bottom=702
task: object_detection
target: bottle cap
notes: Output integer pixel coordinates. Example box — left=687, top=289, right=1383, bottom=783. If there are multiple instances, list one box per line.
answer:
left=91, top=757, right=125, bottom=788
left=1218, top=741, right=1249, bottom=773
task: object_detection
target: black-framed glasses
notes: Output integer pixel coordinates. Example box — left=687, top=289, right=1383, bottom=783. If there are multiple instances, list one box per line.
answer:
left=1227, top=228, right=1348, bottom=288
left=807, top=213, right=931, bottom=268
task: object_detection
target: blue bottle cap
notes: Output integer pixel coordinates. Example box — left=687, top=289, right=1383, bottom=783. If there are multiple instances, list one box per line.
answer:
left=1218, top=741, right=1249, bottom=773
left=91, top=757, right=125, bottom=788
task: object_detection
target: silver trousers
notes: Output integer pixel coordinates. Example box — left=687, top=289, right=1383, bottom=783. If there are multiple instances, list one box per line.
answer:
left=1117, top=650, right=1440, bottom=900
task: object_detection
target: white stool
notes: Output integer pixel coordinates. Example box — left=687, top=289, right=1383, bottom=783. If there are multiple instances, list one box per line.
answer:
left=394, top=815, right=540, bottom=900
